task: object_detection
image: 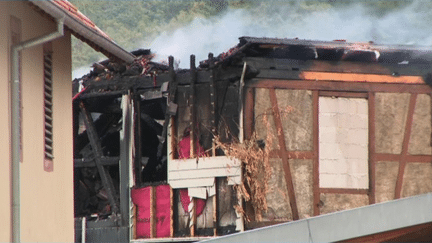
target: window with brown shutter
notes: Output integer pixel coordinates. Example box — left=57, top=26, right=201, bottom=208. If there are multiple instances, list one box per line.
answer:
left=43, top=43, right=54, bottom=171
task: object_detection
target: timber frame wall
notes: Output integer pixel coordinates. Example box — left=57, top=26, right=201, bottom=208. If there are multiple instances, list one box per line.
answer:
left=246, top=76, right=432, bottom=218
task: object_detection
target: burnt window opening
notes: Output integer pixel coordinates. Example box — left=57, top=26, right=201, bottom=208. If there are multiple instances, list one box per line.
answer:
left=43, top=44, right=54, bottom=162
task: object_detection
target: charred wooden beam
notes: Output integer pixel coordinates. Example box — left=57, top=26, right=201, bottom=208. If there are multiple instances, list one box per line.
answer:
left=76, top=90, right=126, bottom=100
left=79, top=101, right=119, bottom=215
left=243, top=57, right=432, bottom=77
left=190, top=55, right=197, bottom=158
left=78, top=67, right=247, bottom=98
left=134, top=93, right=142, bottom=187
left=158, top=56, right=178, bottom=161
left=75, top=112, right=122, bottom=156
left=209, top=53, right=217, bottom=153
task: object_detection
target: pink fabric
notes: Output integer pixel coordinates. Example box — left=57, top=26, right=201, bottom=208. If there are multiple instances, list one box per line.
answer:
left=131, top=185, right=172, bottom=238
left=131, top=187, right=151, bottom=238
left=178, top=135, right=207, bottom=216
left=155, top=185, right=171, bottom=238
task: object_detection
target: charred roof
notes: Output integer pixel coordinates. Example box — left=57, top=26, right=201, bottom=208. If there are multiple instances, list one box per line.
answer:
left=207, top=36, right=432, bottom=65
left=73, top=36, right=432, bottom=99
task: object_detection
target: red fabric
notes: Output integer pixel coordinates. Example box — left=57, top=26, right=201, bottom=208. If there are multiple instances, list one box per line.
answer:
left=131, top=187, right=151, bottom=238
left=178, top=135, right=207, bottom=216
left=178, top=135, right=206, bottom=159
left=155, top=185, right=171, bottom=238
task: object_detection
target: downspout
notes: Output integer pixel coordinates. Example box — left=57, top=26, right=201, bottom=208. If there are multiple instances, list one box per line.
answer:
left=11, top=18, right=64, bottom=243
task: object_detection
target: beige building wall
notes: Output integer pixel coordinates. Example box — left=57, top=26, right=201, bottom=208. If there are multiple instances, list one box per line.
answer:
left=0, top=2, right=74, bottom=242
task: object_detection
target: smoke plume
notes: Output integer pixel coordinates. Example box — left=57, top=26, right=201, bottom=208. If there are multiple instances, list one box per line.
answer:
left=148, top=1, right=432, bottom=68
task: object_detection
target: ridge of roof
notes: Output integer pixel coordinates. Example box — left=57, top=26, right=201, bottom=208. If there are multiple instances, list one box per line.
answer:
left=239, top=36, right=432, bottom=52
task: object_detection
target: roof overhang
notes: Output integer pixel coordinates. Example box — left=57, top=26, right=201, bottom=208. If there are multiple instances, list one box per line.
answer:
left=29, top=0, right=135, bottom=64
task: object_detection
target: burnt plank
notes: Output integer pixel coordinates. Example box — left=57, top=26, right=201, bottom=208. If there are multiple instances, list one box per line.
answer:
left=80, top=67, right=242, bottom=96
left=243, top=57, right=432, bottom=76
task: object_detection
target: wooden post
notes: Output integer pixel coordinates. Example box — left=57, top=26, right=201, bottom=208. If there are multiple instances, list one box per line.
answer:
left=150, top=186, right=155, bottom=238
left=312, top=91, right=320, bottom=216
left=158, top=56, right=178, bottom=161
left=134, top=92, right=142, bottom=186
left=213, top=194, right=217, bottom=236
left=209, top=53, right=217, bottom=156
left=189, top=198, right=196, bottom=237
left=164, top=56, right=178, bottom=237
left=170, top=187, right=174, bottom=237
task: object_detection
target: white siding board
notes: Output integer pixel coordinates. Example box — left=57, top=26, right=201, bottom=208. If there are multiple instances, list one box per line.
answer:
left=169, top=178, right=215, bottom=189
left=170, top=167, right=241, bottom=180
left=168, top=156, right=242, bottom=189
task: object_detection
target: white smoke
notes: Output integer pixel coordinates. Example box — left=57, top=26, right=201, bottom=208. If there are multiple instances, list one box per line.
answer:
left=148, top=1, right=432, bottom=68
left=73, top=65, right=92, bottom=79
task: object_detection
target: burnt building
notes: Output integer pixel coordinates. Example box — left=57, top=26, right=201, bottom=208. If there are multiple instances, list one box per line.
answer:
left=73, top=37, right=432, bottom=242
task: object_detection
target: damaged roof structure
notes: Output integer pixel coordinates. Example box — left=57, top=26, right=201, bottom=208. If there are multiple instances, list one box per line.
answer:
left=73, top=37, right=432, bottom=242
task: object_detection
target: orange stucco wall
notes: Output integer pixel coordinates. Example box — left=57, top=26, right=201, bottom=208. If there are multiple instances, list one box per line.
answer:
left=0, top=2, right=74, bottom=242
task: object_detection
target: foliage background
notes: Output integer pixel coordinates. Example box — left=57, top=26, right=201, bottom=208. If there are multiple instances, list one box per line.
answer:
left=70, top=0, right=430, bottom=72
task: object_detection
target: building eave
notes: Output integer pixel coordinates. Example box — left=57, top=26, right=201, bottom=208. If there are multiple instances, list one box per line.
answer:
left=30, top=0, right=135, bottom=64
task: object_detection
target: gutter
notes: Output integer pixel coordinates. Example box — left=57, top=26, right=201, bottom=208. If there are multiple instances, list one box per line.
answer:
left=30, top=1, right=135, bottom=64
left=11, top=18, right=64, bottom=243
